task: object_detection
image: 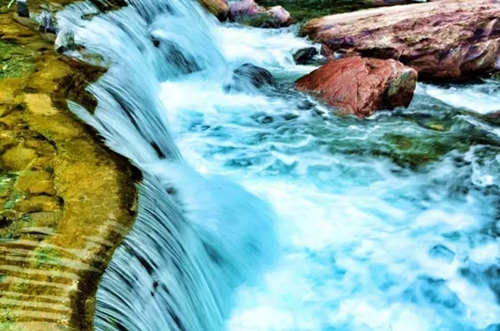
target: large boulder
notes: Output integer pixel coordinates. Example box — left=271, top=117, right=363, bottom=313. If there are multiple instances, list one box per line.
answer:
left=300, top=0, right=500, bottom=81
left=295, top=56, right=417, bottom=118
left=229, top=0, right=292, bottom=28
left=199, top=0, right=230, bottom=21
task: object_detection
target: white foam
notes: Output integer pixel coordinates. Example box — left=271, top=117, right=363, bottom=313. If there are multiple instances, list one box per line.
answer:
left=418, top=83, right=500, bottom=115
left=159, top=22, right=500, bottom=331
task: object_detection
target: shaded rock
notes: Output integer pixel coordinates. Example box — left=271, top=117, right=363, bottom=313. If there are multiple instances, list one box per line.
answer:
left=198, top=0, right=229, bottom=21
left=15, top=171, right=56, bottom=196
left=301, top=0, right=500, bottom=81
left=0, top=210, right=19, bottom=228
left=293, top=47, right=319, bottom=65
left=14, top=195, right=60, bottom=213
left=16, top=0, right=29, bottom=18
left=89, top=0, right=128, bottom=12
left=295, top=56, right=417, bottom=118
left=229, top=0, right=292, bottom=28
left=225, top=63, right=275, bottom=92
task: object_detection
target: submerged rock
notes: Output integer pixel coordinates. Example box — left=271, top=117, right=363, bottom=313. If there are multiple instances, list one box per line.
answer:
left=229, top=0, right=292, bottom=28
left=55, top=29, right=76, bottom=53
left=296, top=56, right=417, bottom=118
left=225, top=63, right=275, bottom=92
left=301, top=0, right=500, bottom=81
left=198, top=0, right=230, bottom=21
left=39, top=11, right=57, bottom=34
left=293, top=47, right=319, bottom=65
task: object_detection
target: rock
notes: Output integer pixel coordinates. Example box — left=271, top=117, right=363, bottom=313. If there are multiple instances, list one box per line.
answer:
left=293, top=47, right=319, bottom=65
left=301, top=0, right=500, bottom=81
left=229, top=0, right=292, bottom=28
left=14, top=195, right=60, bottom=213
left=16, top=0, right=29, bottom=18
left=295, top=56, right=417, bottom=118
left=0, top=210, right=18, bottom=227
left=198, top=0, right=230, bottom=21
left=0, top=145, right=38, bottom=171
left=15, top=171, right=56, bottom=196
left=89, top=0, right=128, bottom=12
left=26, top=41, right=51, bottom=52
left=225, top=63, right=275, bottom=92
left=39, top=11, right=58, bottom=34
left=55, top=29, right=76, bottom=53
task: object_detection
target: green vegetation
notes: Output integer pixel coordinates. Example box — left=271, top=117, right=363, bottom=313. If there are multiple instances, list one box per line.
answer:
left=0, top=41, right=36, bottom=79
left=33, top=246, right=62, bottom=268
left=257, top=0, right=380, bottom=22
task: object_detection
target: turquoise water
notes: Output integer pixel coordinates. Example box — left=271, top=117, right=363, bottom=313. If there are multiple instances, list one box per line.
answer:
left=59, top=0, right=500, bottom=329
left=163, top=25, right=500, bottom=331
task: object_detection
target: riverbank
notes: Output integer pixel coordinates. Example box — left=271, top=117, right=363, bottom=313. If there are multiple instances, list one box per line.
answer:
left=0, top=2, right=138, bottom=330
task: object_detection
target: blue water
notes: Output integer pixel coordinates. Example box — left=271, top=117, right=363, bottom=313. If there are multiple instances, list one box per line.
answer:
left=58, top=0, right=500, bottom=329
left=161, top=24, right=500, bottom=331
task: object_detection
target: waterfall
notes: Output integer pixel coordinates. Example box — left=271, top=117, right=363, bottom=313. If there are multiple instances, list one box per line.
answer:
left=53, top=0, right=500, bottom=330
left=57, top=1, right=279, bottom=330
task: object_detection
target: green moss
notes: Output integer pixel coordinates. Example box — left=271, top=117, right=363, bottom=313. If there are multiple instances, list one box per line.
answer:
left=0, top=0, right=14, bottom=13
left=3, top=191, right=25, bottom=210
left=381, top=133, right=463, bottom=168
left=0, top=41, right=36, bottom=79
left=33, top=247, right=62, bottom=268
left=237, top=13, right=278, bottom=28
left=256, top=0, right=380, bottom=22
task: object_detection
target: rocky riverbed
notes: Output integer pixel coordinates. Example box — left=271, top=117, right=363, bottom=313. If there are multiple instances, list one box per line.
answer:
left=0, top=1, right=137, bottom=330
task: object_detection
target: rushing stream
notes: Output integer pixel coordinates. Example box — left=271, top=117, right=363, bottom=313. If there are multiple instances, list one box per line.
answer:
left=57, top=0, right=500, bottom=330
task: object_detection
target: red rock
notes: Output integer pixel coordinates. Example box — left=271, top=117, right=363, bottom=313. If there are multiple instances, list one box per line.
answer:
left=295, top=56, right=417, bottom=118
left=300, top=0, right=500, bottom=81
left=229, top=0, right=292, bottom=28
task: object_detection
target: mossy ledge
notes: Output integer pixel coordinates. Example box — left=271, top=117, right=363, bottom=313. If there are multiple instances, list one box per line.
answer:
left=0, top=2, right=138, bottom=331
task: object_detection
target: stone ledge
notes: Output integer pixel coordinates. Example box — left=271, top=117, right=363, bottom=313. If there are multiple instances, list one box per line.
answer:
left=0, top=3, right=138, bottom=331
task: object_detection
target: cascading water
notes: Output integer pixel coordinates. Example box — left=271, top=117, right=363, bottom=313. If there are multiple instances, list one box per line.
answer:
left=57, top=1, right=278, bottom=330
left=56, top=0, right=499, bottom=330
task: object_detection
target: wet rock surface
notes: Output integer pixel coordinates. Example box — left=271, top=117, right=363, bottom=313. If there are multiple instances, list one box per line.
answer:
left=199, top=0, right=229, bottom=21
left=225, top=63, right=275, bottom=92
left=296, top=56, right=417, bottom=118
left=0, top=1, right=137, bottom=330
left=301, top=0, right=500, bottom=81
left=293, top=47, right=319, bottom=65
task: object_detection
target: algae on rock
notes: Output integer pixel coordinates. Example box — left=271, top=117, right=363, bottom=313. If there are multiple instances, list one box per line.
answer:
left=0, top=2, right=138, bottom=331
